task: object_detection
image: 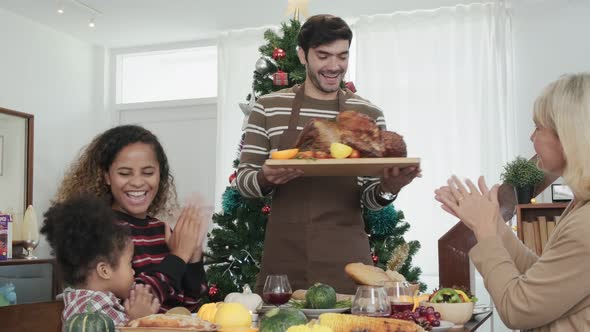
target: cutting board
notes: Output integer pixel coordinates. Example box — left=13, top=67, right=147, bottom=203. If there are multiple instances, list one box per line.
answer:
left=117, top=328, right=217, bottom=332
left=264, top=157, right=420, bottom=177
left=115, top=327, right=207, bottom=332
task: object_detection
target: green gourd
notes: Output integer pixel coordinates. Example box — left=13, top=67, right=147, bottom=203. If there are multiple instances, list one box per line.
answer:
left=259, top=308, right=307, bottom=332
left=64, top=303, right=115, bottom=332
left=305, top=283, right=337, bottom=309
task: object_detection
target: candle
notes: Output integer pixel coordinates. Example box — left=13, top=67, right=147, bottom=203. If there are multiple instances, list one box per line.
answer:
left=249, top=311, right=259, bottom=322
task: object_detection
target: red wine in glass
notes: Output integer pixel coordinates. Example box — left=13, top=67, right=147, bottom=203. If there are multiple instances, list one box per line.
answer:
left=263, top=292, right=292, bottom=306
left=262, top=274, right=292, bottom=307
left=391, top=302, right=414, bottom=313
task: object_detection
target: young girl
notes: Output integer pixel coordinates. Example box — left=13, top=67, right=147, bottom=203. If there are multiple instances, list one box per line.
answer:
left=41, top=195, right=159, bottom=325
left=54, top=125, right=210, bottom=312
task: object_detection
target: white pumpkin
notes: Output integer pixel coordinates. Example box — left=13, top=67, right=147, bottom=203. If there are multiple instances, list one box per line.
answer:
left=224, top=284, right=262, bottom=312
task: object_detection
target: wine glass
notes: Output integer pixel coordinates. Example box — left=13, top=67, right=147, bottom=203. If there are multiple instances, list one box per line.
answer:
left=351, top=285, right=391, bottom=317
left=262, top=275, right=292, bottom=307
left=385, top=281, right=413, bottom=314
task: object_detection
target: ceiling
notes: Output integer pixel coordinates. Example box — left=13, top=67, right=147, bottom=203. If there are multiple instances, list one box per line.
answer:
left=0, top=0, right=476, bottom=48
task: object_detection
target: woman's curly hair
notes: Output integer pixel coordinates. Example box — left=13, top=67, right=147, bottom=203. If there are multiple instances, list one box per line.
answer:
left=54, top=125, right=177, bottom=217
left=40, top=194, right=131, bottom=285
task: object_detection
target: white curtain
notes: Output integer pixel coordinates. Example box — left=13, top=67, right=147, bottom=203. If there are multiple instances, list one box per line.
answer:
left=215, top=26, right=274, bottom=210
left=352, top=2, right=516, bottom=289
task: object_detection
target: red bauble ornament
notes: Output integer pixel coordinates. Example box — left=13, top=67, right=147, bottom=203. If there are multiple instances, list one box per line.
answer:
left=344, top=81, right=357, bottom=93
left=229, top=172, right=237, bottom=184
left=262, top=205, right=271, bottom=215
left=273, top=70, right=289, bottom=86
left=208, top=284, right=219, bottom=298
left=371, top=253, right=379, bottom=264
left=272, top=47, right=287, bottom=60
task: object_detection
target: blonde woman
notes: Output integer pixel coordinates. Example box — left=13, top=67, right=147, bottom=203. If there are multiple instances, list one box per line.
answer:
left=435, top=73, right=590, bottom=331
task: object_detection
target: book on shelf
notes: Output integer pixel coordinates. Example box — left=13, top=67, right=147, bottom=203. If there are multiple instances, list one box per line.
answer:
left=532, top=220, right=542, bottom=255
left=537, top=216, right=548, bottom=251
left=522, top=221, right=536, bottom=253
left=0, top=214, right=12, bottom=260
left=547, top=219, right=557, bottom=238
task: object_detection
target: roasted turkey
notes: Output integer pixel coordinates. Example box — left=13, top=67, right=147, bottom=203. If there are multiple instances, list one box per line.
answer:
left=293, top=111, right=407, bottom=157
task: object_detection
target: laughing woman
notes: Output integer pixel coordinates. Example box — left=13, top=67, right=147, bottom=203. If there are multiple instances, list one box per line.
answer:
left=435, top=73, right=590, bottom=331
left=55, top=125, right=210, bottom=312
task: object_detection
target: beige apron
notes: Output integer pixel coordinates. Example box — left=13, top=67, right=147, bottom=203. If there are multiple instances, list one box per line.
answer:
left=254, top=84, right=372, bottom=295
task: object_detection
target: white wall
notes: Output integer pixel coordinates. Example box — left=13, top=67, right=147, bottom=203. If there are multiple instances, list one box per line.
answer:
left=0, top=8, right=108, bottom=258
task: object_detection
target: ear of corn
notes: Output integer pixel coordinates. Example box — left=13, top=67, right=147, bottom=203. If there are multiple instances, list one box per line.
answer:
left=318, top=313, right=425, bottom=332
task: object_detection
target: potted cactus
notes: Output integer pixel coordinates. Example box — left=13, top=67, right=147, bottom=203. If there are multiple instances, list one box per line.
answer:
left=501, top=156, right=545, bottom=204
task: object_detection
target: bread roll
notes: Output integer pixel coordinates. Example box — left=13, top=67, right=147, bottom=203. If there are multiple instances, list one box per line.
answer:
left=385, top=269, right=406, bottom=283
left=345, top=262, right=391, bottom=286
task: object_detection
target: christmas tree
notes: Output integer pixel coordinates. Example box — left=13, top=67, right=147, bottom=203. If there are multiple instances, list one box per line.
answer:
left=205, top=19, right=424, bottom=301
left=365, top=207, right=423, bottom=289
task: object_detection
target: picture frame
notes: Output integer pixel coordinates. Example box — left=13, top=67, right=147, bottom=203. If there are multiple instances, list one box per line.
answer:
left=551, top=184, right=573, bottom=202
left=0, top=107, right=35, bottom=211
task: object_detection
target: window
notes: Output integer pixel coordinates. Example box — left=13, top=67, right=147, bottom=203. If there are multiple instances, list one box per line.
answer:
left=115, top=46, right=217, bottom=104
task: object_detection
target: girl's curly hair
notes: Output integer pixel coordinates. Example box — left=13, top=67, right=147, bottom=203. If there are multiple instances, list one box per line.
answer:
left=41, top=194, right=131, bottom=285
left=54, top=125, right=177, bottom=217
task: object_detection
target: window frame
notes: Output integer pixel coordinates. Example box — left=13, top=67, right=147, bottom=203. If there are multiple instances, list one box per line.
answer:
left=108, top=39, right=218, bottom=124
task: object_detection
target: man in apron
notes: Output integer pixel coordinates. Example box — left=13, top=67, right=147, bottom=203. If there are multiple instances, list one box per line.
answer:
left=236, top=14, right=421, bottom=295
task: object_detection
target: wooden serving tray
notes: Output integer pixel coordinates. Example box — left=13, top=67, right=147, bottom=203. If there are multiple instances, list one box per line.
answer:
left=264, top=157, right=420, bottom=177
left=117, top=328, right=216, bottom=332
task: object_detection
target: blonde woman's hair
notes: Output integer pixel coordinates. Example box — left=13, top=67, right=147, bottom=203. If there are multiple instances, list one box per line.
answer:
left=533, top=73, right=590, bottom=201
left=54, top=125, right=178, bottom=217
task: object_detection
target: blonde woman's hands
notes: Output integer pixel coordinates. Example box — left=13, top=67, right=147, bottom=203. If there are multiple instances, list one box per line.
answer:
left=166, top=194, right=212, bottom=263
left=434, top=176, right=502, bottom=241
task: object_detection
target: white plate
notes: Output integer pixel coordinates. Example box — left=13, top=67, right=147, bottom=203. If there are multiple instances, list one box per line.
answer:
left=300, top=307, right=350, bottom=319
left=432, top=320, right=454, bottom=331
left=257, top=303, right=292, bottom=314
left=473, top=305, right=493, bottom=316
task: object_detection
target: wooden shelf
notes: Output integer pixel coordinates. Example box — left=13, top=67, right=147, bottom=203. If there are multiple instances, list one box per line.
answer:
left=516, top=203, right=568, bottom=254
left=516, top=203, right=568, bottom=240
left=0, top=258, right=55, bottom=266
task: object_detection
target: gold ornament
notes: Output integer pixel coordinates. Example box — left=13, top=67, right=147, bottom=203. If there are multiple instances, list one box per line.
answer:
left=387, top=242, right=410, bottom=272
left=286, top=0, right=309, bottom=21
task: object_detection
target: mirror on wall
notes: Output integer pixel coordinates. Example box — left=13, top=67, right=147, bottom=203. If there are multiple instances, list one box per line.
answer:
left=0, top=107, right=34, bottom=225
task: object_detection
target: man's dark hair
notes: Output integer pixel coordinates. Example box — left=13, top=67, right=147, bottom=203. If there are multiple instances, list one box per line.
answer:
left=40, top=194, right=131, bottom=285
left=297, top=14, right=353, bottom=57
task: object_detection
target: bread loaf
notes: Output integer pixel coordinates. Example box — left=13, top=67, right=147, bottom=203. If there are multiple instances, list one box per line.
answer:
left=127, top=314, right=217, bottom=330
left=345, top=262, right=391, bottom=286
